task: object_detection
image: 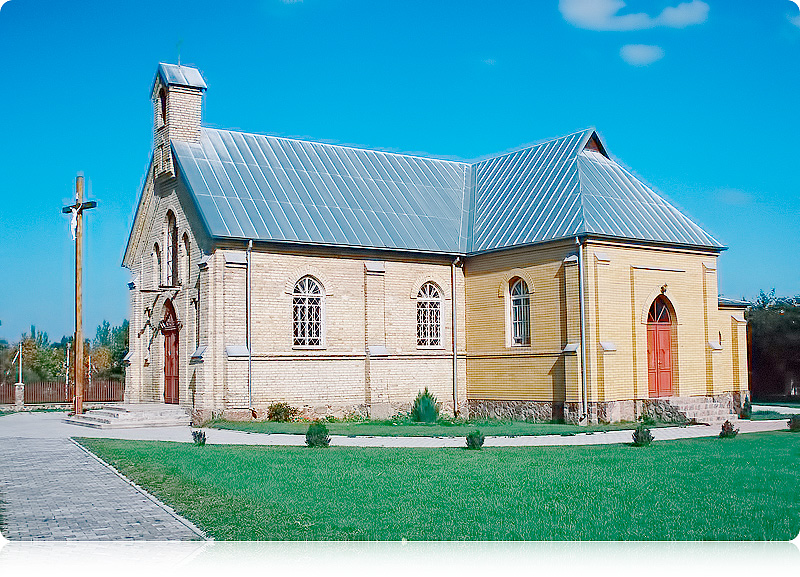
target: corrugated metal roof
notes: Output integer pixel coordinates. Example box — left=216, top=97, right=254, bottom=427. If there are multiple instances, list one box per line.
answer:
left=578, top=149, right=721, bottom=248
left=470, top=129, right=589, bottom=252
left=155, top=63, right=207, bottom=90
left=172, top=128, right=469, bottom=254
left=170, top=126, right=724, bottom=255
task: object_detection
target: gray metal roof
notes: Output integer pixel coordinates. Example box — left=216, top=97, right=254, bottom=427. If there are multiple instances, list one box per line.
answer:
left=172, top=128, right=469, bottom=254
left=718, top=297, right=750, bottom=308
left=170, top=126, right=723, bottom=255
left=155, top=63, right=207, bottom=91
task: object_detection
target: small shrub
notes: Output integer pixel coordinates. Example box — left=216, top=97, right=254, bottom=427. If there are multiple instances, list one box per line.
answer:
left=465, top=430, right=485, bottom=450
left=640, top=413, right=656, bottom=426
left=719, top=420, right=739, bottom=438
left=267, top=402, right=298, bottom=422
left=306, top=420, right=331, bottom=448
left=740, top=397, right=752, bottom=420
left=788, top=415, right=800, bottom=432
left=411, top=387, right=439, bottom=423
left=191, top=429, right=206, bottom=446
left=631, top=423, right=653, bottom=446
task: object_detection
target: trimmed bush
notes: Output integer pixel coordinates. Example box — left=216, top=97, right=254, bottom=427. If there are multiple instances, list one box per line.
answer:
left=465, top=430, right=485, bottom=450
left=632, top=423, right=653, bottom=446
left=267, top=402, right=298, bottom=422
left=740, top=397, right=752, bottom=420
left=411, top=387, right=439, bottom=423
left=719, top=420, right=739, bottom=438
left=788, top=415, right=800, bottom=432
left=306, top=421, right=331, bottom=448
left=191, top=430, right=206, bottom=446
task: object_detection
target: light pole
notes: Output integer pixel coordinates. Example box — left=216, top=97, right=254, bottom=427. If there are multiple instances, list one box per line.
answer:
left=62, top=174, right=96, bottom=415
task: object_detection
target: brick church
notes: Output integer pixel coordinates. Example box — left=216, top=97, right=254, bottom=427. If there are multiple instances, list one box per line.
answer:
left=123, top=63, right=749, bottom=424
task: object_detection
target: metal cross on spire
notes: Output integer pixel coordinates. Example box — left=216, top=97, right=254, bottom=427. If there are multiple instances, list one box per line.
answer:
left=61, top=174, right=97, bottom=415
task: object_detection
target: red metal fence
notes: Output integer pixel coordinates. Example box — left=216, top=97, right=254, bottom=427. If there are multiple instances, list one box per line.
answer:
left=21, top=380, right=124, bottom=405
left=0, top=382, right=14, bottom=404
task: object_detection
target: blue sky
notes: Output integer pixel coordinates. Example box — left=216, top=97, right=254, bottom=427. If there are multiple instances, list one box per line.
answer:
left=0, top=0, right=798, bottom=341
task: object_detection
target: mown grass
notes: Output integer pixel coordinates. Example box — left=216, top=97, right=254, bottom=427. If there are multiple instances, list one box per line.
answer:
left=753, top=401, right=800, bottom=409
left=751, top=410, right=796, bottom=421
left=208, top=418, right=680, bottom=437
left=78, top=431, right=800, bottom=541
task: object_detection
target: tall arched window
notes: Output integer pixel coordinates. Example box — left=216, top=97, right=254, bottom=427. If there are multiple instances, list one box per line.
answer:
left=165, top=211, right=178, bottom=286
left=182, top=233, right=190, bottom=285
left=510, top=278, right=530, bottom=346
left=293, top=276, right=323, bottom=347
left=158, top=87, right=167, bottom=127
left=647, top=296, right=671, bottom=323
left=153, top=243, right=162, bottom=287
left=417, top=282, right=442, bottom=347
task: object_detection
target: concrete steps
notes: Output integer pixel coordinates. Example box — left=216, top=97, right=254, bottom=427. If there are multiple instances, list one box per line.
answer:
left=667, top=397, right=738, bottom=426
left=64, top=403, right=190, bottom=429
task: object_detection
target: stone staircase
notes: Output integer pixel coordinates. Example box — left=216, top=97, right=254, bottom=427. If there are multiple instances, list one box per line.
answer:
left=63, top=403, right=191, bottom=429
left=667, top=397, right=738, bottom=426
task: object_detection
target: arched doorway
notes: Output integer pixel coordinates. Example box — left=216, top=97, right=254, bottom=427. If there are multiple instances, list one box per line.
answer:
left=163, top=300, right=180, bottom=404
left=647, top=295, right=673, bottom=397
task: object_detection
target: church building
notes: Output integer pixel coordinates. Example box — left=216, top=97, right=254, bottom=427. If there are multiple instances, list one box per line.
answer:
left=123, top=63, right=749, bottom=424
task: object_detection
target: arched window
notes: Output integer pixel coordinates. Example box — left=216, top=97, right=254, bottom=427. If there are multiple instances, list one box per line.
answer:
left=510, top=278, right=530, bottom=346
left=293, top=276, right=323, bottom=347
left=158, top=88, right=167, bottom=127
left=182, top=233, right=190, bottom=285
left=416, top=282, right=442, bottom=347
left=647, top=296, right=671, bottom=323
left=153, top=243, right=162, bottom=287
left=165, top=211, right=178, bottom=286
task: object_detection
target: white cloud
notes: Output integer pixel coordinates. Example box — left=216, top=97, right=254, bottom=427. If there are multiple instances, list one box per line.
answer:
left=559, top=0, right=709, bottom=31
left=481, top=58, right=497, bottom=65
left=620, top=44, right=665, bottom=66
left=716, top=189, right=753, bottom=206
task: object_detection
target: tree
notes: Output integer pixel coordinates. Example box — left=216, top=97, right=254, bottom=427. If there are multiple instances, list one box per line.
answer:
left=748, top=290, right=800, bottom=400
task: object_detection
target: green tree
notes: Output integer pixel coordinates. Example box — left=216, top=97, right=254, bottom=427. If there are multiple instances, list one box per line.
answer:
left=748, top=290, right=800, bottom=400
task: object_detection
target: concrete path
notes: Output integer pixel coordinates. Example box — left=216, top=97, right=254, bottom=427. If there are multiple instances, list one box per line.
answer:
left=0, top=410, right=790, bottom=448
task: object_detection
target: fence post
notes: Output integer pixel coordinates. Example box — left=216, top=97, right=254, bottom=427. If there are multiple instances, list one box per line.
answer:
left=14, top=382, right=24, bottom=410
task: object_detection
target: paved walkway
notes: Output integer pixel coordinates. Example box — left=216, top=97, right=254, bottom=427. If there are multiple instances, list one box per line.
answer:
left=0, top=411, right=790, bottom=541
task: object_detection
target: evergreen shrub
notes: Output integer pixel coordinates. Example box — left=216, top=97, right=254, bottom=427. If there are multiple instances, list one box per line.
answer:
left=306, top=421, right=331, bottom=448
left=719, top=420, right=739, bottom=438
left=411, top=387, right=439, bottom=423
left=788, top=415, right=800, bottom=432
left=191, top=430, right=206, bottom=446
left=465, top=430, right=485, bottom=450
left=632, top=423, right=653, bottom=446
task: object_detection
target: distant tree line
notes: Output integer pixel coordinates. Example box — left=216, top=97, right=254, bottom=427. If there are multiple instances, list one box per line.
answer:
left=748, top=290, right=800, bottom=401
left=0, top=320, right=129, bottom=384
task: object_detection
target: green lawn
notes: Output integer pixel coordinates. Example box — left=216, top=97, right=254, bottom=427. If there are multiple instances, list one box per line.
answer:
left=209, top=418, right=679, bottom=437
left=751, top=410, right=797, bottom=421
left=78, top=431, right=800, bottom=541
left=753, top=401, right=800, bottom=409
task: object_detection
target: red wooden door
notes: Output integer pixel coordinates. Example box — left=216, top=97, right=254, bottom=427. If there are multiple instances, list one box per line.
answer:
left=647, top=297, right=673, bottom=397
left=164, top=302, right=179, bottom=404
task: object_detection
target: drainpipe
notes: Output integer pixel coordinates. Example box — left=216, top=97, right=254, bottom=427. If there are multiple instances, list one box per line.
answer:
left=451, top=257, right=461, bottom=417
left=576, top=237, right=588, bottom=425
left=247, top=240, right=253, bottom=414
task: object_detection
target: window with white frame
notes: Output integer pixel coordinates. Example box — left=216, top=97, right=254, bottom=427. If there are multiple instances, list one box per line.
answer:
left=510, top=278, right=530, bottom=346
left=416, top=282, right=442, bottom=347
left=293, top=276, right=323, bottom=347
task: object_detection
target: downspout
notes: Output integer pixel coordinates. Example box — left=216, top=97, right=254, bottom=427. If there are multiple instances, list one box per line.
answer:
left=451, top=257, right=461, bottom=417
left=576, top=236, right=588, bottom=425
left=247, top=239, right=253, bottom=415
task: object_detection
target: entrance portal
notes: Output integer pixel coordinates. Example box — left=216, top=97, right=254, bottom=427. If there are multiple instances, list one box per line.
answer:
left=647, top=295, right=673, bottom=397
left=163, top=300, right=179, bottom=404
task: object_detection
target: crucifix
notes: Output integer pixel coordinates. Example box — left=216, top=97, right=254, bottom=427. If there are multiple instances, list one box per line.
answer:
left=62, top=174, right=97, bottom=414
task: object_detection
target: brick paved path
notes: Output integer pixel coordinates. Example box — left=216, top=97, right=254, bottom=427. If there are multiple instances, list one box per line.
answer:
left=0, top=437, right=205, bottom=541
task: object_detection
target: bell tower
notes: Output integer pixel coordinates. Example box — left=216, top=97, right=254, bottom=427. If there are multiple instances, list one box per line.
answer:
left=151, top=63, right=207, bottom=178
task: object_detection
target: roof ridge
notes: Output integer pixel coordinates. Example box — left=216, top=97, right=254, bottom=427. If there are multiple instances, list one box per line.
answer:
left=200, top=127, right=471, bottom=167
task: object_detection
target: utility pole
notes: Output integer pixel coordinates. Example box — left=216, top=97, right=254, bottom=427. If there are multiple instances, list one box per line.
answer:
left=62, top=174, right=97, bottom=415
